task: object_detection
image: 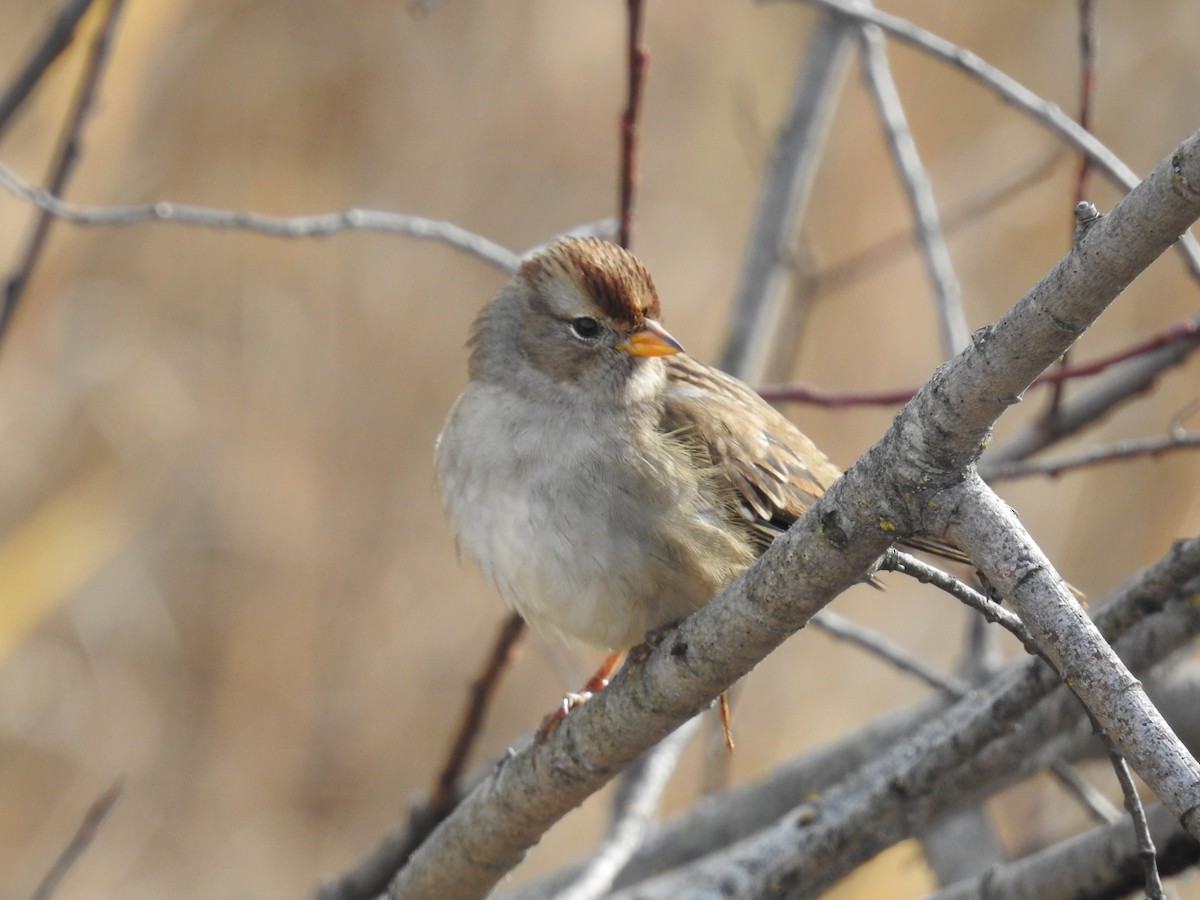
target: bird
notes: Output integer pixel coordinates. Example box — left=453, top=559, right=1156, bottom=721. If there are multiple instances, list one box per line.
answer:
left=435, top=236, right=962, bottom=735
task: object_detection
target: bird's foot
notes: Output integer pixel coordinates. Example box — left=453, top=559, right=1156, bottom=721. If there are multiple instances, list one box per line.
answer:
left=536, top=691, right=591, bottom=742
left=535, top=650, right=623, bottom=743
left=642, top=619, right=681, bottom=648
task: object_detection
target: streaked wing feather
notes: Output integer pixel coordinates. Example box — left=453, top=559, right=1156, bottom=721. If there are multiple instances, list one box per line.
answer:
left=661, top=355, right=841, bottom=543
left=661, top=354, right=972, bottom=567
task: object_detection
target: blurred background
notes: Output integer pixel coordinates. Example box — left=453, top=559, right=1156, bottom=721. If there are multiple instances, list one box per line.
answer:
left=1, top=1, right=1198, bottom=897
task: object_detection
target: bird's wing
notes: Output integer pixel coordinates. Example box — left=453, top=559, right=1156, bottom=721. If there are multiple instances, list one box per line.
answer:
left=660, top=354, right=842, bottom=549
left=660, top=355, right=973, bottom=566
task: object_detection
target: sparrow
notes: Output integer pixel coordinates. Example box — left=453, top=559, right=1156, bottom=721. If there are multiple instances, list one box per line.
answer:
left=435, top=235, right=952, bottom=662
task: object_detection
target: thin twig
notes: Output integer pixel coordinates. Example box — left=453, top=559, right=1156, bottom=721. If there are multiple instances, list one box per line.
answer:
left=1035, top=319, right=1200, bottom=383
left=815, top=149, right=1064, bottom=299
left=983, top=318, right=1200, bottom=468
left=1044, top=1, right=1100, bottom=427
left=29, top=779, right=123, bottom=900
left=760, top=317, right=1200, bottom=408
left=0, top=161, right=523, bottom=273
left=555, top=722, right=698, bottom=900
left=858, top=17, right=968, bottom=356
left=1105, top=739, right=1167, bottom=899
left=2, top=0, right=127, bottom=348
left=1049, top=759, right=1123, bottom=824
left=881, top=550, right=1034, bottom=651
left=926, top=804, right=1196, bottom=900
left=812, top=609, right=970, bottom=697
left=1073, top=0, right=1097, bottom=208
left=431, top=613, right=526, bottom=812
left=0, top=0, right=99, bottom=138
left=617, top=0, right=648, bottom=250
left=756, top=380, right=916, bottom=407
left=987, top=429, right=1200, bottom=481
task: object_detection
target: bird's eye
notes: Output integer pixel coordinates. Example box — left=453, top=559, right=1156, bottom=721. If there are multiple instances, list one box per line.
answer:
left=569, top=316, right=601, bottom=340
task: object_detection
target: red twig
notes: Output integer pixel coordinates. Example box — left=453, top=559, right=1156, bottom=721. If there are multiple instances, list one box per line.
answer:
left=617, top=0, right=648, bottom=250
left=760, top=319, right=1200, bottom=409
left=1046, top=1, right=1098, bottom=419
left=757, top=381, right=916, bottom=408
left=1072, top=0, right=1098, bottom=207
left=1039, top=319, right=1200, bottom=383
left=1, top=0, right=127, bottom=350
left=429, top=612, right=526, bottom=812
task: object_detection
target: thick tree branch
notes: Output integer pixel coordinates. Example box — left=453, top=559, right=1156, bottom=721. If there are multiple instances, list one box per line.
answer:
left=603, top=568, right=1200, bottom=899
left=943, top=477, right=1200, bottom=837
left=506, top=558, right=1200, bottom=899
left=927, top=803, right=1198, bottom=900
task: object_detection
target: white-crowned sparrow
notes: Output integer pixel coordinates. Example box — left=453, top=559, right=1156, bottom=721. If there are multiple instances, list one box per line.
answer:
left=435, top=235, right=912, bottom=652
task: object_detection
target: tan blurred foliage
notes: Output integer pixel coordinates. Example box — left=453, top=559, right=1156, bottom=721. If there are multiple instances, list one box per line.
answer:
left=0, top=1, right=1197, bottom=897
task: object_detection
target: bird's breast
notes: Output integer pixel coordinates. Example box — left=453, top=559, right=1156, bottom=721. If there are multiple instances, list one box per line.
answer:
left=436, top=385, right=754, bottom=648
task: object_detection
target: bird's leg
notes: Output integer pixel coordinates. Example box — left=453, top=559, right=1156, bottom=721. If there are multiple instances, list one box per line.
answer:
left=584, top=649, right=623, bottom=693
left=536, top=650, right=624, bottom=742
left=718, top=691, right=735, bottom=752
left=631, top=621, right=735, bottom=752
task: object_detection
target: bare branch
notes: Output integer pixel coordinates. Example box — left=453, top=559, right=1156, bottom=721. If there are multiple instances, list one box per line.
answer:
left=926, top=803, right=1197, bottom=900
left=1104, top=740, right=1167, bottom=899
left=316, top=614, right=525, bottom=900
left=1048, top=759, right=1123, bottom=825
left=880, top=550, right=1033, bottom=650
left=555, top=723, right=697, bottom=900
left=617, top=0, right=648, bottom=250
left=499, top=699, right=954, bottom=900
left=720, top=12, right=855, bottom=381
left=986, top=429, right=1200, bottom=481
left=788, top=0, right=1200, bottom=279
left=0, top=0, right=99, bottom=138
left=512, top=561, right=1200, bottom=899
left=982, top=321, right=1200, bottom=468
left=29, top=779, right=123, bottom=900
left=2, top=0, right=127, bottom=347
left=756, top=380, right=915, bottom=407
left=761, top=317, right=1200, bottom=411
left=604, top=562, right=1200, bottom=899
left=858, top=16, right=968, bottom=356
left=942, top=475, right=1200, bottom=837
left=812, top=608, right=970, bottom=696
left=431, top=613, right=526, bottom=814
left=1072, top=0, right=1098, bottom=207
left=0, top=161, right=523, bottom=273
left=814, top=149, right=1064, bottom=299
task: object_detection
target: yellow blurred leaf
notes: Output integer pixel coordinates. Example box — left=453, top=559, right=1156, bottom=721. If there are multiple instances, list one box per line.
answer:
left=0, top=470, right=128, bottom=659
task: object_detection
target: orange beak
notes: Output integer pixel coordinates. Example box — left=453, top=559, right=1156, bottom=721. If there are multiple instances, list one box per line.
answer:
left=617, top=319, right=685, bottom=358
